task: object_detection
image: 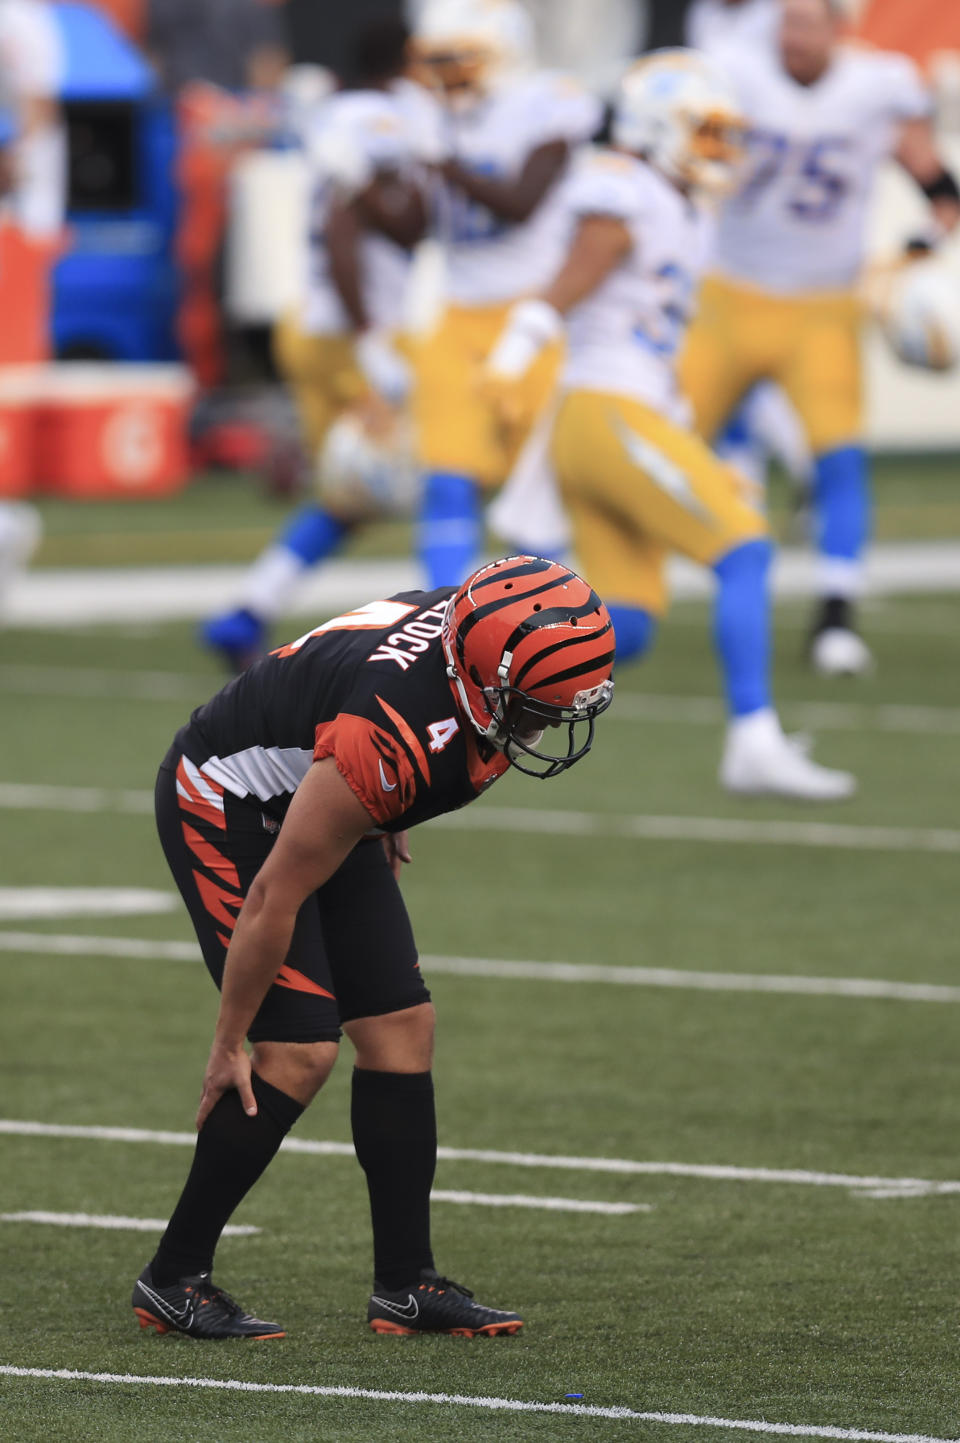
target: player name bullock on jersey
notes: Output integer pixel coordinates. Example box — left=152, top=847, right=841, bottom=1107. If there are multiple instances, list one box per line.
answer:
left=177, top=589, right=510, bottom=834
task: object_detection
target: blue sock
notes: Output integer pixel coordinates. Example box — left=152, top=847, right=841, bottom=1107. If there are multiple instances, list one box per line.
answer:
left=717, top=403, right=752, bottom=453
left=419, top=472, right=481, bottom=589
left=712, top=538, right=774, bottom=717
left=607, top=604, right=657, bottom=665
left=813, top=446, right=869, bottom=566
left=279, top=506, right=350, bottom=566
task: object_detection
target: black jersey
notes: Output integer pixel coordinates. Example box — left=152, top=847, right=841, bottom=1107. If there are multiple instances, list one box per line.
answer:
left=175, top=589, right=509, bottom=832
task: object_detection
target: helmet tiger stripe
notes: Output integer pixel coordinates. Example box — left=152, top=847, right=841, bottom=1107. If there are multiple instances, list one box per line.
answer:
left=442, top=556, right=615, bottom=778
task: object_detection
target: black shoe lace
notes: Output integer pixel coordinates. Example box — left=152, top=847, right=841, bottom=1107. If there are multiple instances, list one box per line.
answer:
left=425, top=1275, right=474, bottom=1300
left=189, top=1279, right=242, bottom=1316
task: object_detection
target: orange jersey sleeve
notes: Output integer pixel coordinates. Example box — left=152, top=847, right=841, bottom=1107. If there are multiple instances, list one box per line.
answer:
left=314, top=704, right=428, bottom=825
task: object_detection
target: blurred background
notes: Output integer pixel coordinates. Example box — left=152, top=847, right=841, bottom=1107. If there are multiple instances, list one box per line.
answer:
left=0, top=0, right=958, bottom=597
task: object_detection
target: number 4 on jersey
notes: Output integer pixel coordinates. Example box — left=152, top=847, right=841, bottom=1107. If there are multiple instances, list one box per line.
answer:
left=427, top=717, right=459, bottom=753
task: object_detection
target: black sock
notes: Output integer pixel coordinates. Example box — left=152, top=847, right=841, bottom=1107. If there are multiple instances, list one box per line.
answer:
left=151, top=1072, right=304, bottom=1287
left=814, top=595, right=854, bottom=634
left=351, top=1068, right=436, bottom=1290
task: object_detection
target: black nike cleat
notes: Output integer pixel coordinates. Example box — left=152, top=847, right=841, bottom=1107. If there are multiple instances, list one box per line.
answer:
left=132, top=1263, right=285, bottom=1340
left=368, top=1268, right=523, bottom=1337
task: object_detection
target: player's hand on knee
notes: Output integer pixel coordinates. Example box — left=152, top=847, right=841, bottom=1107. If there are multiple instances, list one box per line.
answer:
left=196, top=1043, right=257, bottom=1130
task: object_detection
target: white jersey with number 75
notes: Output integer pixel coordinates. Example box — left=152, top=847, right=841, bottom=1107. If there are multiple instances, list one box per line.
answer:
left=712, top=41, right=931, bottom=295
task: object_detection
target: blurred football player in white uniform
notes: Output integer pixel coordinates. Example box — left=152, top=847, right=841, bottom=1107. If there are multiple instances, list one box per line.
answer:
left=685, top=0, right=814, bottom=504
left=411, top=0, right=601, bottom=588
left=203, top=19, right=434, bottom=669
left=483, top=50, right=855, bottom=800
left=680, top=0, right=960, bottom=675
left=685, top=0, right=778, bottom=55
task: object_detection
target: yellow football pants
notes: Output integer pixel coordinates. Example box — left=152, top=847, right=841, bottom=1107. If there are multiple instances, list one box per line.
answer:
left=679, top=276, right=863, bottom=455
left=272, top=316, right=369, bottom=457
left=551, top=389, right=768, bottom=615
left=414, top=302, right=561, bottom=488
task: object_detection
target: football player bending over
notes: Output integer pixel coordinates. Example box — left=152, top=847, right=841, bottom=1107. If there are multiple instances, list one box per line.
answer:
left=679, top=0, right=960, bottom=675
left=133, top=557, right=614, bottom=1338
left=483, top=51, right=854, bottom=801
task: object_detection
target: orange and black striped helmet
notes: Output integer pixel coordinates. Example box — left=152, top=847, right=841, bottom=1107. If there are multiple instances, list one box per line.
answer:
left=442, top=556, right=615, bottom=778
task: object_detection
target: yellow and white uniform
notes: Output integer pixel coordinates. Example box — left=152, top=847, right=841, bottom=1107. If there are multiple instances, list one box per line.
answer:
left=276, top=83, right=431, bottom=456
left=551, top=150, right=767, bottom=615
left=415, top=70, right=600, bottom=486
left=680, top=42, right=931, bottom=452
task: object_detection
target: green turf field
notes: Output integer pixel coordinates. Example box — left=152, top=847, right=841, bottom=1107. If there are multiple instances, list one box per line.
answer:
left=2, top=579, right=960, bottom=1442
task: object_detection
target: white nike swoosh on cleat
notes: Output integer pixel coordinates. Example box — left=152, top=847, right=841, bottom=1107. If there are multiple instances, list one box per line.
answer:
left=370, top=1293, right=419, bottom=1320
left=378, top=759, right=397, bottom=792
left=136, top=1280, right=194, bottom=1325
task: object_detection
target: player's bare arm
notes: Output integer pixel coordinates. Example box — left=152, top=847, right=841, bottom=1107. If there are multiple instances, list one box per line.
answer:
left=357, top=172, right=428, bottom=249
left=196, top=759, right=376, bottom=1129
left=325, top=199, right=369, bottom=332
left=541, top=213, right=634, bottom=315
left=894, top=117, right=960, bottom=236
left=441, top=138, right=569, bottom=224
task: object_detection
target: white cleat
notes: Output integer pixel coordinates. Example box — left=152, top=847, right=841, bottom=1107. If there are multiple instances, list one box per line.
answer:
left=810, top=627, right=874, bottom=678
left=720, top=708, right=856, bottom=802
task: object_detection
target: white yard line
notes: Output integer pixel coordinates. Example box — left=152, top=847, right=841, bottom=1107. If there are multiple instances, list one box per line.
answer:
left=0, top=1367, right=952, bottom=1442
left=0, top=889, right=177, bottom=921
left=440, top=806, right=960, bottom=856
left=0, top=783, right=153, bottom=814
left=429, top=1191, right=645, bottom=1215
left=0, top=1212, right=258, bottom=1234
left=610, top=694, right=960, bottom=737
left=4, top=929, right=960, bottom=1007
left=4, top=781, right=960, bottom=855
left=422, top=955, right=960, bottom=1005
left=0, top=932, right=200, bottom=960
left=0, top=1124, right=642, bottom=1218
left=1, top=1118, right=955, bottom=1198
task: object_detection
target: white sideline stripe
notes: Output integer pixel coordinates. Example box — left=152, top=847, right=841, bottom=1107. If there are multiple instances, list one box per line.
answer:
left=4, top=930, right=960, bottom=1007
left=0, top=1368, right=952, bottom=1442
left=0, top=1212, right=258, bottom=1235
left=2, top=1119, right=958, bottom=1198
left=429, top=1190, right=645, bottom=1215
left=611, top=693, right=960, bottom=737
left=8, top=543, right=960, bottom=628
left=6, top=781, right=960, bottom=856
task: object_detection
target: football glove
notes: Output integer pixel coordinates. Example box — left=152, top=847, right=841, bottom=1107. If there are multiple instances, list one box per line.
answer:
left=355, top=329, right=412, bottom=406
